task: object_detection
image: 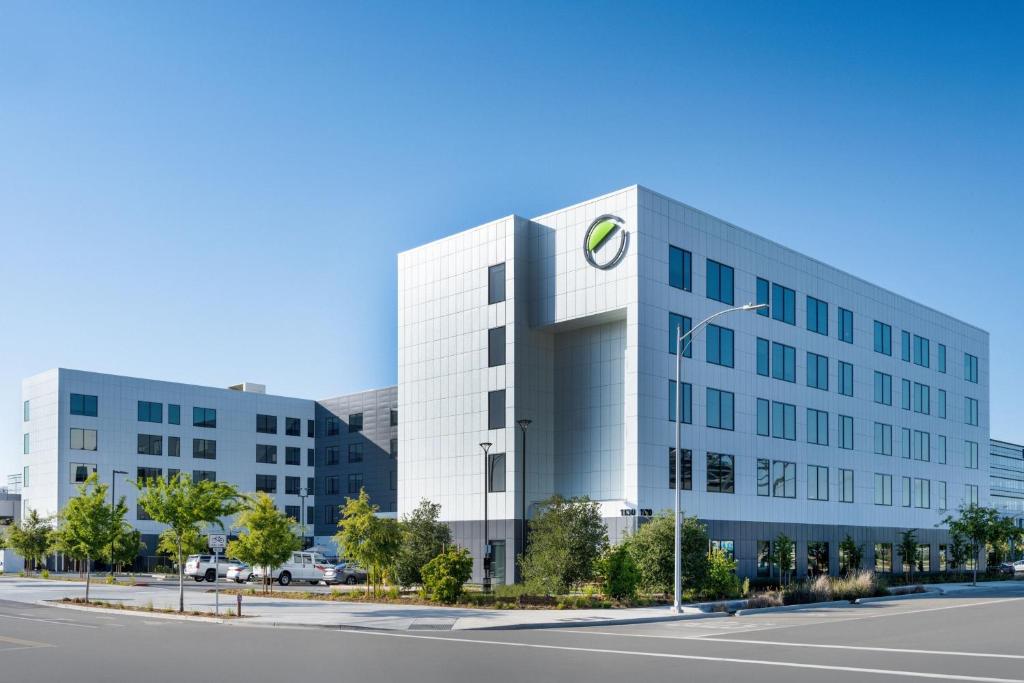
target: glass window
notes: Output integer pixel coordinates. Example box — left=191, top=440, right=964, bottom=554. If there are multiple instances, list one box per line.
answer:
left=668, top=380, right=692, bottom=423
left=901, top=379, right=911, bottom=410
left=875, top=543, right=893, bottom=572
left=193, top=438, right=217, bottom=460
left=325, top=476, right=339, bottom=495
left=965, top=441, right=979, bottom=469
left=488, top=263, right=506, bottom=304
left=488, top=390, right=506, bottom=430
left=488, top=452, right=506, bottom=492
left=807, top=296, right=828, bottom=335
left=668, top=313, right=693, bottom=357
left=964, top=397, right=979, bottom=426
left=807, top=352, right=829, bottom=390
left=348, top=473, right=364, bottom=494
left=706, top=259, right=734, bottom=305
left=901, top=427, right=912, bottom=459
left=167, top=436, right=180, bottom=457
left=938, top=389, right=947, bottom=419
left=756, top=278, right=770, bottom=316
left=23, top=433, right=29, bottom=455
left=307, top=448, right=315, bottom=466
left=937, top=435, right=947, bottom=464
left=348, top=413, right=363, bottom=432
left=193, top=470, right=217, bottom=484
left=488, top=326, right=506, bottom=367
left=137, top=466, right=162, bottom=482
left=901, top=330, right=911, bottom=362
left=22, top=465, right=29, bottom=487
left=757, top=459, right=770, bottom=496
left=771, top=283, right=796, bottom=325
left=668, top=448, right=693, bottom=490
left=169, top=404, right=180, bottom=425
left=308, top=419, right=316, bottom=437
left=348, top=443, right=364, bottom=463
left=937, top=481, right=947, bottom=510
left=756, top=399, right=770, bottom=437
left=137, top=434, right=162, bottom=456
left=256, top=414, right=278, bottom=434
left=70, top=393, right=98, bottom=417
left=757, top=540, right=773, bottom=577
left=914, top=478, right=930, bottom=509
left=756, top=338, right=769, bottom=376
left=325, top=446, right=339, bottom=465
left=390, top=410, right=398, bottom=427
left=840, top=469, right=854, bottom=503
left=807, top=408, right=829, bottom=446
left=902, top=476, right=912, bottom=507
left=772, top=342, right=796, bottom=382
left=913, top=430, right=931, bottom=461
left=839, top=415, right=854, bottom=450
left=966, top=484, right=979, bottom=506
left=873, top=422, right=892, bottom=456
left=773, top=460, right=796, bottom=498
left=964, top=353, right=978, bottom=383
left=669, top=246, right=692, bottom=291
left=70, top=428, right=98, bottom=451
left=938, top=344, right=947, bottom=373
left=285, top=446, right=301, bottom=465
left=70, top=462, right=96, bottom=484
left=138, top=401, right=162, bottom=423
left=322, top=505, right=339, bottom=525
left=913, top=382, right=931, bottom=414
left=285, top=505, right=300, bottom=520
left=838, top=361, right=853, bottom=397
left=286, top=417, right=301, bottom=436
left=706, top=324, right=734, bottom=367
left=285, top=477, right=301, bottom=496
left=256, top=444, right=277, bottom=464
left=706, top=453, right=734, bottom=493
left=873, top=321, right=892, bottom=356
left=706, top=388, right=734, bottom=431
left=874, top=473, right=892, bottom=506
left=193, top=407, right=216, bottom=428
left=913, top=335, right=930, bottom=367
left=916, top=544, right=931, bottom=573
left=808, top=465, right=829, bottom=501
left=256, top=474, right=277, bottom=494
left=807, top=542, right=830, bottom=577
left=390, top=438, right=398, bottom=458
left=838, top=307, right=853, bottom=344
left=873, top=371, right=892, bottom=405
left=772, top=401, right=796, bottom=441
left=710, top=540, right=735, bottom=560
left=326, top=416, right=340, bottom=436
left=23, top=400, right=30, bottom=422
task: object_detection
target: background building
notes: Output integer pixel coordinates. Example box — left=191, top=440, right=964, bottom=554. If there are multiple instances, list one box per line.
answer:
left=398, top=185, right=991, bottom=582
left=990, top=439, right=1024, bottom=528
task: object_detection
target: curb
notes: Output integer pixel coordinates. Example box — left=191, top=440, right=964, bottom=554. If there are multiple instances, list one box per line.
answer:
left=734, top=599, right=854, bottom=616
left=40, top=600, right=228, bottom=624
left=466, top=609, right=728, bottom=631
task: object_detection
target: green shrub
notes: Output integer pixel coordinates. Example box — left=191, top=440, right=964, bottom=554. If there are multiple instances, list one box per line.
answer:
left=701, top=547, right=741, bottom=600
left=601, top=544, right=639, bottom=600
left=420, top=546, right=473, bottom=603
left=40, top=569, right=50, bottom=579
left=104, top=575, right=116, bottom=585
left=520, top=496, right=608, bottom=595
left=624, top=512, right=709, bottom=595
left=555, top=595, right=611, bottom=609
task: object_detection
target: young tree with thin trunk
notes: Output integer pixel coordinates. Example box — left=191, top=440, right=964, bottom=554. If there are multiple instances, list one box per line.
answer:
left=156, top=525, right=207, bottom=569
left=6, top=508, right=54, bottom=572
left=134, top=473, right=244, bottom=612
left=839, top=534, right=864, bottom=575
left=107, top=524, right=144, bottom=573
left=943, top=504, right=1000, bottom=586
left=897, top=529, right=918, bottom=583
left=56, top=474, right=127, bottom=601
left=227, top=493, right=300, bottom=595
left=394, top=499, right=451, bottom=588
left=772, top=533, right=795, bottom=585
left=335, top=489, right=402, bottom=596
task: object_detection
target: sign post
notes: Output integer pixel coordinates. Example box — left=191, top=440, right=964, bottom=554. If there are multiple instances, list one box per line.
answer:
left=208, top=533, right=227, bottom=616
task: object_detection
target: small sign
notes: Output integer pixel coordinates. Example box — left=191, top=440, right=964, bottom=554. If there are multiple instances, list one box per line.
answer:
left=208, top=533, right=227, bottom=550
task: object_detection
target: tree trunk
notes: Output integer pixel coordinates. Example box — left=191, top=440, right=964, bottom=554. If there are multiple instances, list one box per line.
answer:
left=177, top=539, right=185, bottom=613
left=85, top=556, right=91, bottom=602
left=973, top=543, right=978, bottom=586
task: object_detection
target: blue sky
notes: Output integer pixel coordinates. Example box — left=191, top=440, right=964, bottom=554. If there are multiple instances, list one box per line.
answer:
left=1, top=2, right=1021, bottom=479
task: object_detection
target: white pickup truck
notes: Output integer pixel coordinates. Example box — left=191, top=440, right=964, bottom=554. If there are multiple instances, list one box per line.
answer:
left=184, top=554, right=233, bottom=582
left=251, top=551, right=331, bottom=586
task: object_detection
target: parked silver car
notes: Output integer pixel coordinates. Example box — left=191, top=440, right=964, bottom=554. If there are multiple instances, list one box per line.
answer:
left=226, top=562, right=253, bottom=583
left=322, top=562, right=368, bottom=585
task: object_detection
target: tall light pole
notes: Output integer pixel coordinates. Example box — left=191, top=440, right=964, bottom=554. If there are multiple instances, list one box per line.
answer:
left=299, top=487, right=309, bottom=549
left=673, top=302, right=767, bottom=613
left=110, top=470, right=128, bottom=577
left=479, top=442, right=493, bottom=593
left=516, top=418, right=532, bottom=566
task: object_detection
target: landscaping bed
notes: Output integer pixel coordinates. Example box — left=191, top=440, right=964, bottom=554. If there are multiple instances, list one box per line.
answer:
left=55, top=597, right=243, bottom=618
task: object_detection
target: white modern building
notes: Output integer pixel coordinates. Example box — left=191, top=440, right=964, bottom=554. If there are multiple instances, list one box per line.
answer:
left=20, top=369, right=318, bottom=561
left=398, top=185, right=990, bottom=582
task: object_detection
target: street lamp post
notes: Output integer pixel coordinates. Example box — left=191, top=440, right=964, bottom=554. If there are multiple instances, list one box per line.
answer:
left=479, top=442, right=493, bottom=593
left=673, top=303, right=767, bottom=613
left=299, top=487, right=309, bottom=549
left=110, top=470, right=128, bottom=577
left=516, top=419, right=532, bottom=564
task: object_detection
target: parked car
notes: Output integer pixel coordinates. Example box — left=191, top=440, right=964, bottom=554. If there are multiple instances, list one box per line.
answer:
left=251, top=551, right=331, bottom=586
left=997, top=560, right=1024, bottom=575
left=184, top=554, right=234, bottom=582
left=322, top=562, right=368, bottom=585
left=226, top=562, right=253, bottom=583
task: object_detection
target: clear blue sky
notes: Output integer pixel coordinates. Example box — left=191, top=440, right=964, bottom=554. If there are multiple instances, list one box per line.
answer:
left=2, top=2, right=1021, bottom=479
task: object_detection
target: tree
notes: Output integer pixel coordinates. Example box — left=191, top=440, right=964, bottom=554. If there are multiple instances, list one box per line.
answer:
left=335, top=489, right=402, bottom=596
left=227, top=493, right=300, bottom=594
left=943, top=505, right=1001, bottom=586
left=420, top=546, right=473, bottom=603
left=703, top=547, right=741, bottom=600
left=6, top=508, right=54, bottom=572
left=394, top=499, right=451, bottom=588
left=771, top=533, right=795, bottom=585
left=519, top=495, right=608, bottom=595
left=949, top=531, right=970, bottom=572
left=134, top=472, right=244, bottom=612
left=601, top=544, right=639, bottom=601
left=623, top=511, right=708, bottom=595
left=56, top=474, right=127, bottom=601
left=107, top=524, right=144, bottom=573
left=839, top=535, right=864, bottom=575
left=157, top=525, right=207, bottom=568
left=897, top=529, right=919, bottom=582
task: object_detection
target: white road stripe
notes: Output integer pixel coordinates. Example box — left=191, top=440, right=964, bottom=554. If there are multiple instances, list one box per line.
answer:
left=0, top=613, right=97, bottom=628
left=682, top=638, right=1024, bottom=660
left=339, top=629, right=1024, bottom=683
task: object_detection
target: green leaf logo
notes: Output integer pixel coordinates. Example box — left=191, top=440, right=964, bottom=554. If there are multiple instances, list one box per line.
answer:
left=583, top=215, right=628, bottom=270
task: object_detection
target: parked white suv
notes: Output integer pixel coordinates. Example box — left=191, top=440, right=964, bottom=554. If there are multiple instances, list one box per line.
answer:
left=251, top=552, right=331, bottom=586
left=184, top=554, right=233, bottom=582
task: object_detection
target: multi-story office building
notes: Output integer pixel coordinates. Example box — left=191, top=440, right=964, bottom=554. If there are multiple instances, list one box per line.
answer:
left=313, top=386, right=399, bottom=545
left=991, top=439, right=1024, bottom=527
left=398, top=185, right=990, bottom=582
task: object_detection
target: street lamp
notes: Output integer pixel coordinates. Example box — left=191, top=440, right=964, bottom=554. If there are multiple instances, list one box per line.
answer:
left=298, top=487, right=309, bottom=549
left=516, top=419, right=532, bottom=562
left=110, top=470, right=128, bottom=577
left=479, top=441, right=493, bottom=594
left=672, top=302, right=767, bottom=613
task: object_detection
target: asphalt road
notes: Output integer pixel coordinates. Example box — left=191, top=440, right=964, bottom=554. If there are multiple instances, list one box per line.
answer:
left=1, top=587, right=1022, bottom=683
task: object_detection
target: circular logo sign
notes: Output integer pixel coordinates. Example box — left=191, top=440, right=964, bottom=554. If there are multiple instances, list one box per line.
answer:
left=583, top=214, right=628, bottom=270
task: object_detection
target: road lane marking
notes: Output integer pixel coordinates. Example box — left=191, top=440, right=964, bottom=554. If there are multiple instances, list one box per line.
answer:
left=338, top=630, right=1024, bottom=682
left=0, top=635, right=52, bottom=648
left=680, top=638, right=1024, bottom=660
left=0, top=613, right=97, bottom=628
